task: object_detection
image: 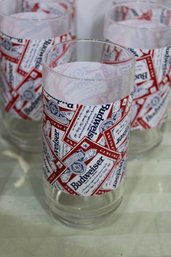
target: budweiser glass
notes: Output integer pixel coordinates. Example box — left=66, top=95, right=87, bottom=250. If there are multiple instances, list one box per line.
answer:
left=42, top=39, right=135, bottom=227
left=104, top=2, right=171, bottom=157
left=0, top=0, right=71, bottom=152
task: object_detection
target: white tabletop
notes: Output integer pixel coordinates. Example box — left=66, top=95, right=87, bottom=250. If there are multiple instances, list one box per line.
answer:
left=0, top=103, right=171, bottom=257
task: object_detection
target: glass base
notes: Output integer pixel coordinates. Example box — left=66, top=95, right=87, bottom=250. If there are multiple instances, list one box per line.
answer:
left=128, top=125, right=165, bottom=159
left=2, top=113, right=42, bottom=153
left=43, top=177, right=124, bottom=229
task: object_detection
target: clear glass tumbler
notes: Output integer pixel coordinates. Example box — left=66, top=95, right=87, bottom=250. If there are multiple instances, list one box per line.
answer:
left=0, top=0, right=71, bottom=152
left=104, top=2, right=171, bottom=158
left=42, top=39, right=135, bottom=228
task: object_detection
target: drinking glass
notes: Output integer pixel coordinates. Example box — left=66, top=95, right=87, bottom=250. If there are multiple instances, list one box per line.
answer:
left=0, top=0, right=71, bottom=152
left=42, top=39, right=135, bottom=228
left=104, top=2, right=171, bottom=157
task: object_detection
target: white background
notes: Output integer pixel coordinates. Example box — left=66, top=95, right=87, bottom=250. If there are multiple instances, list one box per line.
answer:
left=76, top=0, right=110, bottom=39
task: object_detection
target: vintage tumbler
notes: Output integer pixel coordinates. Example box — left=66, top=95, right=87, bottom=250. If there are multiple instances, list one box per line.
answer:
left=42, top=39, right=135, bottom=227
left=104, top=2, right=171, bottom=157
left=0, top=0, right=71, bottom=151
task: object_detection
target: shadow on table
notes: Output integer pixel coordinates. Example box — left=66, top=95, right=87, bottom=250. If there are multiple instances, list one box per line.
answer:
left=0, top=132, right=22, bottom=196
left=0, top=127, right=49, bottom=215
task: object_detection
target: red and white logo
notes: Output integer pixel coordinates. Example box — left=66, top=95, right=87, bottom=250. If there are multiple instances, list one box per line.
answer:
left=42, top=89, right=132, bottom=196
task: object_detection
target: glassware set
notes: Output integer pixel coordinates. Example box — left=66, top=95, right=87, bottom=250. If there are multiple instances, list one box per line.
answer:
left=0, top=0, right=170, bottom=228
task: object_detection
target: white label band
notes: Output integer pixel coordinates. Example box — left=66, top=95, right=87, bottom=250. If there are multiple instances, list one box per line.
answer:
left=0, top=33, right=71, bottom=120
left=130, top=47, right=171, bottom=130
left=42, top=89, right=132, bottom=196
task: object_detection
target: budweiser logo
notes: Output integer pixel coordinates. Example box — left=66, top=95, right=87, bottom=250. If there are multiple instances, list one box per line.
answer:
left=87, top=104, right=110, bottom=139
left=70, top=156, right=104, bottom=191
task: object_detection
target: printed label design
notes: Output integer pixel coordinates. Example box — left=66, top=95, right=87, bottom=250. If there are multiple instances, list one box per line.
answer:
left=114, top=5, right=166, bottom=23
left=0, top=33, right=71, bottom=120
left=22, top=1, right=68, bottom=16
left=43, top=89, right=132, bottom=196
left=130, top=47, right=171, bottom=130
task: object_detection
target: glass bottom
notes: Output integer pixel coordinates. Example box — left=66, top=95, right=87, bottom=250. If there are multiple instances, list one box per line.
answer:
left=2, top=112, right=42, bottom=152
left=43, top=177, right=124, bottom=229
left=128, top=124, right=165, bottom=159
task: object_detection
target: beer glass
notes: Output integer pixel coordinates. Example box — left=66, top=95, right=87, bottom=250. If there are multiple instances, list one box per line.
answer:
left=104, top=2, right=171, bottom=157
left=0, top=0, right=71, bottom=151
left=42, top=39, right=135, bottom=227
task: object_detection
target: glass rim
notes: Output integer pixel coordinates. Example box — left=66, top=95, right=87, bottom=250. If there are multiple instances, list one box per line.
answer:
left=43, top=38, right=135, bottom=82
left=0, top=0, right=71, bottom=22
left=106, top=1, right=171, bottom=32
